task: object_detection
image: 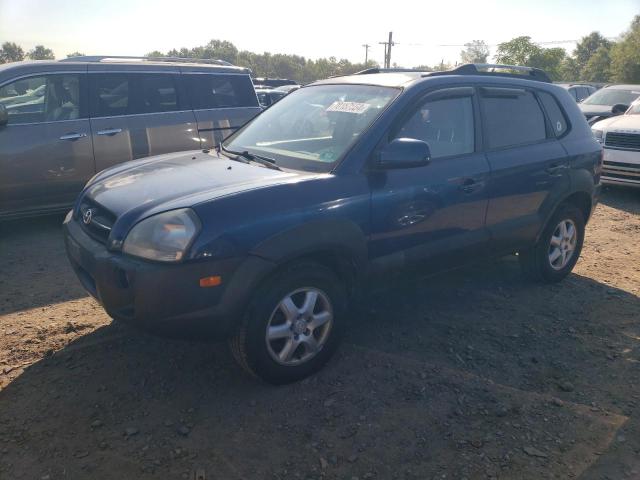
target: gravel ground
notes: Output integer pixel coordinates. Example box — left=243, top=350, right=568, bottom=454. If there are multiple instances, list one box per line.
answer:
left=0, top=187, right=638, bottom=480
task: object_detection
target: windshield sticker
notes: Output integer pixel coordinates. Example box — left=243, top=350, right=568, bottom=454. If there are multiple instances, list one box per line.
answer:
left=326, top=101, right=371, bottom=114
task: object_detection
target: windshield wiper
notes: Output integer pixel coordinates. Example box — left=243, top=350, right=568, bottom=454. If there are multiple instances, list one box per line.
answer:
left=219, top=144, right=282, bottom=171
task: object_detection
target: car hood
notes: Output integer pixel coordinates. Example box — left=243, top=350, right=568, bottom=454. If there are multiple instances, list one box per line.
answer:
left=579, top=103, right=614, bottom=118
left=82, top=150, right=309, bottom=221
left=592, top=114, right=640, bottom=133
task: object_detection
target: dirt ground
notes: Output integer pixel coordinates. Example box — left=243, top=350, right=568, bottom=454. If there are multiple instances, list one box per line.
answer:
left=0, top=187, right=639, bottom=480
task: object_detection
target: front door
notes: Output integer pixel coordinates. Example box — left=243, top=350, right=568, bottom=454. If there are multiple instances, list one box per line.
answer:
left=0, top=73, right=94, bottom=216
left=369, top=87, right=491, bottom=270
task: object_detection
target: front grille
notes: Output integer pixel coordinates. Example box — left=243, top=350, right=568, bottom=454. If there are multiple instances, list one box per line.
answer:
left=602, top=172, right=640, bottom=183
left=78, top=200, right=116, bottom=244
left=605, top=132, right=640, bottom=151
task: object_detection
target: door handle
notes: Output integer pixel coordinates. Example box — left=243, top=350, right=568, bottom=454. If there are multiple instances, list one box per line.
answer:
left=459, top=178, right=483, bottom=193
left=96, top=128, right=123, bottom=136
left=546, top=162, right=568, bottom=175
left=59, top=132, right=87, bottom=141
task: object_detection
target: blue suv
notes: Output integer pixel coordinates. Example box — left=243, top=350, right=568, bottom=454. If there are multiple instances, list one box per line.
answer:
left=64, top=64, right=602, bottom=384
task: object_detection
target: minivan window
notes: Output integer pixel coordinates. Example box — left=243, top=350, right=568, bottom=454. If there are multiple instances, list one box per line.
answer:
left=0, top=74, right=82, bottom=124
left=538, top=91, right=568, bottom=136
left=481, top=89, right=546, bottom=149
left=139, top=74, right=179, bottom=113
left=91, top=74, right=129, bottom=117
left=395, top=96, right=474, bottom=158
left=185, top=74, right=258, bottom=109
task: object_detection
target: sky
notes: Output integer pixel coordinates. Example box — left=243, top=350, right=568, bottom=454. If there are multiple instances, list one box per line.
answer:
left=1, top=0, right=638, bottom=67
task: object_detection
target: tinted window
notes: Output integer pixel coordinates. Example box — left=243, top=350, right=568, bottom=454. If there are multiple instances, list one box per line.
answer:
left=139, top=74, right=178, bottom=113
left=395, top=96, right=474, bottom=158
left=481, top=89, right=546, bottom=149
left=538, top=91, right=568, bottom=136
left=576, top=87, right=589, bottom=102
left=90, top=74, right=129, bottom=117
left=568, top=88, right=578, bottom=100
left=0, top=74, right=82, bottom=124
left=186, top=74, right=258, bottom=109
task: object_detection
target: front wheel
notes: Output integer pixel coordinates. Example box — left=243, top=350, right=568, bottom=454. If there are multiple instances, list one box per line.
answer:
left=229, top=261, right=347, bottom=384
left=519, top=204, right=585, bottom=283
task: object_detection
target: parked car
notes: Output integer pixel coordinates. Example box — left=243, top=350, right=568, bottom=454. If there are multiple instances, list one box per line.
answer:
left=253, top=77, right=297, bottom=88
left=64, top=63, right=601, bottom=384
left=274, top=84, right=301, bottom=93
left=556, top=83, right=596, bottom=102
left=579, top=84, right=640, bottom=125
left=592, top=99, right=640, bottom=188
left=256, top=88, right=287, bottom=108
left=0, top=56, right=261, bottom=219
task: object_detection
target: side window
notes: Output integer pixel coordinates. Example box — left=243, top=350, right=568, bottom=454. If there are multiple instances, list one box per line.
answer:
left=480, top=89, right=546, bottom=149
left=138, top=74, right=179, bottom=113
left=0, top=74, right=82, bottom=124
left=394, top=96, right=475, bottom=158
left=185, top=74, right=258, bottom=109
left=90, top=74, right=129, bottom=117
left=569, top=88, right=578, bottom=101
left=538, top=91, right=568, bottom=137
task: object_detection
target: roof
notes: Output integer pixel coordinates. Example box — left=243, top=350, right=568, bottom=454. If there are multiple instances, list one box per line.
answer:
left=603, top=84, right=640, bottom=90
left=0, top=57, right=250, bottom=75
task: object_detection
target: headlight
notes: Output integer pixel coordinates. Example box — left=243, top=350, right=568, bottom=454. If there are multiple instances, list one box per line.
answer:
left=123, top=209, right=200, bottom=262
left=592, top=129, right=604, bottom=143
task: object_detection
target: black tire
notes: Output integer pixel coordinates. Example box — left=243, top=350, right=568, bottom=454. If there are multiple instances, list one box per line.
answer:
left=519, top=204, right=585, bottom=283
left=229, top=261, right=347, bottom=385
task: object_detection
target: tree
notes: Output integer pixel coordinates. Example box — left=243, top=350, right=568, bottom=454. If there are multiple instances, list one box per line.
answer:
left=609, top=15, right=640, bottom=83
left=582, top=45, right=611, bottom=82
left=66, top=51, right=85, bottom=58
left=460, top=40, right=489, bottom=64
left=28, top=45, right=55, bottom=60
left=0, top=42, right=25, bottom=63
left=529, top=47, right=566, bottom=81
left=495, top=36, right=540, bottom=65
left=573, top=32, right=612, bottom=74
left=560, top=57, right=580, bottom=81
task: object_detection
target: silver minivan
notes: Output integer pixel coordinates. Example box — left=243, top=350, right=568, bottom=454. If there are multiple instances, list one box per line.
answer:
left=0, top=56, right=261, bottom=219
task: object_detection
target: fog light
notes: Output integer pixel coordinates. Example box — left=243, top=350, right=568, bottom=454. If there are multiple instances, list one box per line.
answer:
left=199, top=276, right=222, bottom=287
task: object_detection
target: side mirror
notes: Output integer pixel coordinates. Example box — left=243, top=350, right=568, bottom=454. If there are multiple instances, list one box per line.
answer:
left=0, top=104, right=8, bottom=127
left=375, top=138, right=431, bottom=169
left=612, top=103, right=629, bottom=115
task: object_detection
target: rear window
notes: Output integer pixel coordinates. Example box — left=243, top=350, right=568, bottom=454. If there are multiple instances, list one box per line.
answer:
left=481, top=88, right=547, bottom=149
left=538, top=91, right=568, bottom=137
left=185, top=74, right=258, bottom=109
left=90, top=74, right=129, bottom=117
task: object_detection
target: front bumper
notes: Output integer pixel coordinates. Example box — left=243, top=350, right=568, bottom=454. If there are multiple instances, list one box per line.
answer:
left=601, top=148, right=640, bottom=188
left=63, top=215, right=275, bottom=337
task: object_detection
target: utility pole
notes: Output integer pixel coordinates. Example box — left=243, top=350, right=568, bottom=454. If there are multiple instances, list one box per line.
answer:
left=378, top=32, right=394, bottom=68
left=362, top=44, right=370, bottom=65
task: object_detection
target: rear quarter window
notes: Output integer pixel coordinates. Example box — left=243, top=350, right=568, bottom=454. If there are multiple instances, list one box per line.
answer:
left=185, top=74, right=258, bottom=109
left=480, top=88, right=547, bottom=149
left=537, top=91, right=568, bottom=137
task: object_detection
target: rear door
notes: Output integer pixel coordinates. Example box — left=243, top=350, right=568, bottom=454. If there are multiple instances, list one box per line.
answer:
left=182, top=71, right=261, bottom=148
left=0, top=71, right=94, bottom=216
left=89, top=69, right=199, bottom=172
left=480, top=86, right=570, bottom=252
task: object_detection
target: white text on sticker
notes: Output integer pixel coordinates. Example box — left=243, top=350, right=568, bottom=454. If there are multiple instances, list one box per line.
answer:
left=326, top=101, right=371, bottom=114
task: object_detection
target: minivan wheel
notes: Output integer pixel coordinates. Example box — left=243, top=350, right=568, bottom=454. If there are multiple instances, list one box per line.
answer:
left=518, top=204, right=585, bottom=283
left=229, top=261, right=347, bottom=384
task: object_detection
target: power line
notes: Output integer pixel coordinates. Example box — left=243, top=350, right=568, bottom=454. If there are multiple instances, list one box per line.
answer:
left=379, top=32, right=394, bottom=68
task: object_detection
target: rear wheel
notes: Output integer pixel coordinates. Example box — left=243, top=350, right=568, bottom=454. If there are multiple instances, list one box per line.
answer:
left=519, top=204, right=585, bottom=283
left=229, top=261, right=347, bottom=384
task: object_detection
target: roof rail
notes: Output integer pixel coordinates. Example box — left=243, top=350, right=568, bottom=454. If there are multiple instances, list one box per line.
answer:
left=427, top=63, right=552, bottom=83
left=59, top=55, right=234, bottom=66
left=354, top=67, right=430, bottom=75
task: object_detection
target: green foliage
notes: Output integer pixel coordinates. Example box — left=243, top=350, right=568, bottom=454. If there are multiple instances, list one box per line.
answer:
left=495, top=36, right=540, bottom=65
left=573, top=32, right=612, bottom=74
left=582, top=46, right=611, bottom=82
left=0, top=42, right=25, bottom=63
left=28, top=45, right=55, bottom=60
left=529, top=47, right=566, bottom=81
left=460, top=40, right=489, bottom=64
left=66, top=51, right=85, bottom=58
left=148, top=40, right=376, bottom=83
left=609, top=15, right=640, bottom=83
